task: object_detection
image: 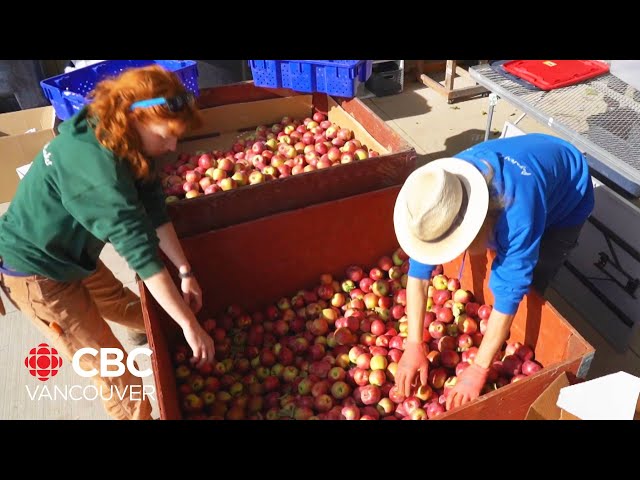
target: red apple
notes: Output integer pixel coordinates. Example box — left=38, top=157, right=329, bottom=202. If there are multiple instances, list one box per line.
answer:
left=359, top=385, right=382, bottom=405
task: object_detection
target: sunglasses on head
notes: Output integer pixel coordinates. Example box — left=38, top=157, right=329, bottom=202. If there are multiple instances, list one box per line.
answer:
left=130, top=92, right=195, bottom=112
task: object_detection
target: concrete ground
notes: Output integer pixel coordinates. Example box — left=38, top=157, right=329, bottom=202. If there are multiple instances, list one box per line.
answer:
left=1, top=70, right=639, bottom=419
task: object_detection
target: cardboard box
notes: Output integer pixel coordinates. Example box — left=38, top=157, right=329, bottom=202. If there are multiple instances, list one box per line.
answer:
left=139, top=186, right=595, bottom=420
left=526, top=371, right=640, bottom=420
left=0, top=106, right=57, bottom=203
left=162, top=82, right=417, bottom=238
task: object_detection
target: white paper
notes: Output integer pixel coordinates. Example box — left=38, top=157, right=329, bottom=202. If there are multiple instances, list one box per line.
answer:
left=556, top=371, right=640, bottom=420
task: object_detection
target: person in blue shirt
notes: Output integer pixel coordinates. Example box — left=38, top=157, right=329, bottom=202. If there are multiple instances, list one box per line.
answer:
left=392, top=133, right=594, bottom=412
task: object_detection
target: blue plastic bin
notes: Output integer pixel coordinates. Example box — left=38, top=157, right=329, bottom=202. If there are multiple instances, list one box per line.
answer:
left=249, top=60, right=373, bottom=97
left=40, top=60, right=199, bottom=120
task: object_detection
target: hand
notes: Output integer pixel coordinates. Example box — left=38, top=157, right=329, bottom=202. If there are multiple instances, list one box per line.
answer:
left=395, top=341, right=429, bottom=396
left=183, top=321, right=215, bottom=368
left=181, top=276, right=203, bottom=314
left=446, top=363, right=489, bottom=411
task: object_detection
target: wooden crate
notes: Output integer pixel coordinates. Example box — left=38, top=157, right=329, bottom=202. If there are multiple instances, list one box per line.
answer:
left=163, top=81, right=417, bottom=238
left=140, top=186, right=595, bottom=420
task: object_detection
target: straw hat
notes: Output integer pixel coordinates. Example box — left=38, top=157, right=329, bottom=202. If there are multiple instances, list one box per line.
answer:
left=393, top=158, right=489, bottom=265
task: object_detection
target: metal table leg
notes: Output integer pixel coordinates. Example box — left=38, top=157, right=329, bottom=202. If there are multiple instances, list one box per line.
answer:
left=484, top=93, right=499, bottom=141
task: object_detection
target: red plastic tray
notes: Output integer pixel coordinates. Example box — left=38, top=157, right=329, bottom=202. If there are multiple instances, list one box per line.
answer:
left=502, top=60, right=610, bottom=91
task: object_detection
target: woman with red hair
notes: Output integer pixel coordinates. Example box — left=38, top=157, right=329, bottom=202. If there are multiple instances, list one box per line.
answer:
left=0, top=65, right=215, bottom=420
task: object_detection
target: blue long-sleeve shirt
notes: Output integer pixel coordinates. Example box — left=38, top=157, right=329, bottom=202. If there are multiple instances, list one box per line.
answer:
left=408, top=133, right=594, bottom=314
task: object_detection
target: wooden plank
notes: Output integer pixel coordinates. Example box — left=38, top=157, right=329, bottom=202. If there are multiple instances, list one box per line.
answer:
left=326, top=96, right=388, bottom=154
left=447, top=85, right=490, bottom=100
left=338, top=97, right=413, bottom=154
left=140, top=282, right=181, bottom=421
left=444, top=60, right=456, bottom=91
left=196, top=81, right=301, bottom=108
left=417, top=60, right=489, bottom=103
left=437, top=362, right=582, bottom=420
left=187, top=95, right=314, bottom=138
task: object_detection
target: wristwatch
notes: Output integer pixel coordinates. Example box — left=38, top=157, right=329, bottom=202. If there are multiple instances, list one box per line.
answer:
left=178, top=270, right=194, bottom=279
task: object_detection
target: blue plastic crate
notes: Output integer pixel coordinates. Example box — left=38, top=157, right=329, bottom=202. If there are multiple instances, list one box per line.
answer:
left=249, top=60, right=373, bottom=97
left=40, top=60, right=200, bottom=120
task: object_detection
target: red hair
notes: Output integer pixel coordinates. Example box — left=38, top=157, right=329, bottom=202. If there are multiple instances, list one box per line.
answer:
left=86, top=65, right=202, bottom=180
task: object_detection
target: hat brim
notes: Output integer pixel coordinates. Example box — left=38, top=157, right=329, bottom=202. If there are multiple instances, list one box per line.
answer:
left=394, top=158, right=489, bottom=266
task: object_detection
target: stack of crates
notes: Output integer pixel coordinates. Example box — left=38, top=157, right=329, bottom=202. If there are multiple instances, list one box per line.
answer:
left=248, top=60, right=373, bottom=97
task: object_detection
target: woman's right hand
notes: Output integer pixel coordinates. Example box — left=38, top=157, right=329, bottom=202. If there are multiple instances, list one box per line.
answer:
left=183, top=321, right=215, bottom=368
left=395, top=340, right=429, bottom=397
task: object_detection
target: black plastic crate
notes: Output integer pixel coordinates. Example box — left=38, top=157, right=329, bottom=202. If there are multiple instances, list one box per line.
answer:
left=365, top=61, right=403, bottom=97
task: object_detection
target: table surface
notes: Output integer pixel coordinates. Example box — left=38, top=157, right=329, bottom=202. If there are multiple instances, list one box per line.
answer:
left=469, top=63, right=640, bottom=190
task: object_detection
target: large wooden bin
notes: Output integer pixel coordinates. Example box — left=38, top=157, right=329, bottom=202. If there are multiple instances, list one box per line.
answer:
left=163, top=82, right=417, bottom=238
left=140, top=186, right=595, bottom=420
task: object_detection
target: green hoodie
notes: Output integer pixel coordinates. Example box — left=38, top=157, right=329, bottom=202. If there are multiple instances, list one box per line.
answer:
left=0, top=107, right=169, bottom=281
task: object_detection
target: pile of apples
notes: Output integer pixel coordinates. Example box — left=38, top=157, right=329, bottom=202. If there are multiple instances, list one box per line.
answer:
left=172, top=247, right=544, bottom=420
left=160, top=112, right=381, bottom=203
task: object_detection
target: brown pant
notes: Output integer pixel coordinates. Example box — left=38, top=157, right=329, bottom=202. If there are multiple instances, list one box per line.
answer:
left=0, top=260, right=153, bottom=420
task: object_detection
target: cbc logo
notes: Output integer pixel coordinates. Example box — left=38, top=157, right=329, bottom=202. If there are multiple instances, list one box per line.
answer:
left=72, top=347, right=153, bottom=378
left=25, top=345, right=153, bottom=380
left=24, top=343, right=63, bottom=382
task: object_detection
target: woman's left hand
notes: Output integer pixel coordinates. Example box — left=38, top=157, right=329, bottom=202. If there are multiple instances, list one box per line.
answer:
left=181, top=276, right=203, bottom=313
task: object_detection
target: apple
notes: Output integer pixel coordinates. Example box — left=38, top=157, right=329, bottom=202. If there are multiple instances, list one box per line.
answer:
left=328, top=366, right=347, bottom=382
left=461, top=346, right=479, bottom=364
left=440, top=350, right=460, bottom=369
left=415, top=384, right=433, bottom=402
left=312, top=112, right=326, bottom=123
left=387, top=348, right=403, bottom=364
left=432, top=274, right=448, bottom=290
left=340, top=152, right=355, bottom=164
left=402, top=396, right=422, bottom=416
left=348, top=346, right=367, bottom=364
left=368, top=369, right=386, bottom=387
left=359, top=277, right=374, bottom=293
left=314, top=394, right=334, bottom=413
left=341, top=404, right=361, bottom=420
left=175, top=365, right=191, bottom=381
left=330, top=381, right=352, bottom=400
left=354, top=148, right=369, bottom=160
left=353, top=368, right=370, bottom=386
left=432, top=289, right=451, bottom=306
left=426, top=402, right=445, bottom=419
left=429, top=367, right=448, bottom=390
left=334, top=327, right=356, bottom=346
left=410, top=408, right=428, bottom=420
left=182, top=393, right=204, bottom=413
left=388, top=335, right=405, bottom=351
left=437, top=308, right=454, bottom=324
left=370, top=355, right=389, bottom=371
left=445, top=277, right=459, bottom=291
left=521, top=359, right=543, bottom=376
left=515, top=344, right=535, bottom=362
left=437, top=335, right=457, bottom=352
left=501, top=355, right=523, bottom=378
left=428, top=321, right=446, bottom=339
left=376, top=397, right=395, bottom=416
left=359, top=385, right=382, bottom=405
left=457, top=333, right=474, bottom=351
left=385, top=362, right=399, bottom=381
left=457, top=317, right=477, bottom=335
left=478, top=304, right=493, bottom=320
left=390, top=304, right=405, bottom=320
left=282, top=365, right=299, bottom=383
left=296, top=378, right=313, bottom=396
